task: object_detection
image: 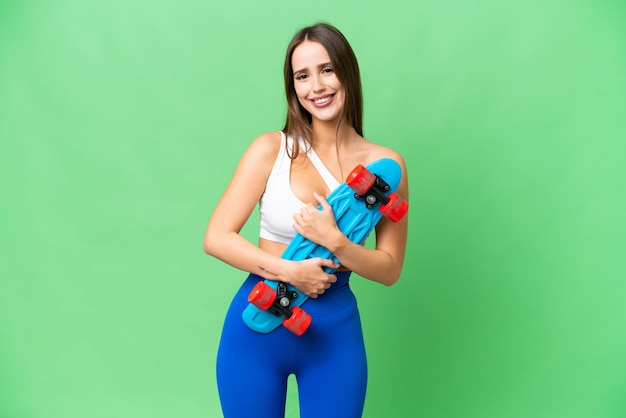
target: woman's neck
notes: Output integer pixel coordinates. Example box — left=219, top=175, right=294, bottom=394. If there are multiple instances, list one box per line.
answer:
left=310, top=119, right=356, bottom=149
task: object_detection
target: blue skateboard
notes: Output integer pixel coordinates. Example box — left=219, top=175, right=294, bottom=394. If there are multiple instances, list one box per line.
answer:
left=242, top=158, right=408, bottom=335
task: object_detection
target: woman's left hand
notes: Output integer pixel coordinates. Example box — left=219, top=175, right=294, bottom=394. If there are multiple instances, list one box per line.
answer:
left=293, top=192, right=341, bottom=247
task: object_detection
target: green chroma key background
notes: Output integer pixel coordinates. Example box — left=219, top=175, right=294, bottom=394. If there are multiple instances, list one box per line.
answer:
left=1, top=1, right=625, bottom=417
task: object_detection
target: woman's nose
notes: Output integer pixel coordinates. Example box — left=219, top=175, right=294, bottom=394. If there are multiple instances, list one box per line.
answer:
left=312, top=75, right=325, bottom=93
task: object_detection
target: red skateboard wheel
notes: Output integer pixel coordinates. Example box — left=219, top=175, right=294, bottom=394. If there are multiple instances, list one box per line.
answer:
left=379, top=192, right=408, bottom=222
left=346, top=164, right=376, bottom=195
left=283, top=306, right=312, bottom=336
left=248, top=282, right=276, bottom=311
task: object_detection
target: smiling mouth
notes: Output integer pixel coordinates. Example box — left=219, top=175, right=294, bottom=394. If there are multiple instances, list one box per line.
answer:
left=311, top=94, right=334, bottom=106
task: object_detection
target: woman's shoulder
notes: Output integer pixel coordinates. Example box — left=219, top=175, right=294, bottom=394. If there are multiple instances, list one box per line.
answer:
left=361, top=138, right=406, bottom=168
left=359, top=138, right=409, bottom=195
left=250, top=131, right=283, bottom=150
left=243, top=131, right=283, bottom=160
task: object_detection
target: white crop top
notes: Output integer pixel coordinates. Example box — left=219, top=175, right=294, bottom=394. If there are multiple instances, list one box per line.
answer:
left=259, top=132, right=341, bottom=244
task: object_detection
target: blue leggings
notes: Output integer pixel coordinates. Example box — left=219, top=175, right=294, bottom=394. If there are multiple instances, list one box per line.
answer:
left=216, top=272, right=367, bottom=418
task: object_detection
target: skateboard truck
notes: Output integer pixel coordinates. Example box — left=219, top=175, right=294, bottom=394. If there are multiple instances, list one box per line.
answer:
left=353, top=176, right=391, bottom=209
left=347, top=164, right=407, bottom=222
left=268, top=282, right=298, bottom=318
left=248, top=281, right=312, bottom=336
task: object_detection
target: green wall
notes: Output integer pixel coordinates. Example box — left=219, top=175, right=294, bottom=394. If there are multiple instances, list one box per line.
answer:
left=1, top=1, right=625, bottom=417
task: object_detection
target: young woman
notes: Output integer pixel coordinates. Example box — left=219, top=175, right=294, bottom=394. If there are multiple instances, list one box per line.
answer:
left=204, top=23, right=408, bottom=418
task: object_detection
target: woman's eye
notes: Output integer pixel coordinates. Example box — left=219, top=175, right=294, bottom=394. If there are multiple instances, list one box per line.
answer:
left=322, top=67, right=334, bottom=74
left=295, top=73, right=308, bottom=81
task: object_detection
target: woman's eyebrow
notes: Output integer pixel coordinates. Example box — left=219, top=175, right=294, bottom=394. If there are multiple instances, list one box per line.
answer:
left=293, top=62, right=333, bottom=74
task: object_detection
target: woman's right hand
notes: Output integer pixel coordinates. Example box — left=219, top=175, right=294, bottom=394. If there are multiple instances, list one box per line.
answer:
left=285, top=258, right=339, bottom=298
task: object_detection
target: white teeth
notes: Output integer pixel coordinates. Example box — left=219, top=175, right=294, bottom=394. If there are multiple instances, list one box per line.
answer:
left=314, top=96, right=330, bottom=104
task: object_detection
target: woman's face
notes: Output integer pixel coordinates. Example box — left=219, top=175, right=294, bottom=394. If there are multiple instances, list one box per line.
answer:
left=291, top=41, right=345, bottom=124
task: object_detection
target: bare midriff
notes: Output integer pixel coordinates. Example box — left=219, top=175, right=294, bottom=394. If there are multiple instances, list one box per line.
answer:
left=259, top=238, right=350, bottom=272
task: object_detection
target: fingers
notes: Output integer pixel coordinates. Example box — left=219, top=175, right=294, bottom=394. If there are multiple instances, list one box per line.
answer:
left=293, top=195, right=333, bottom=231
left=313, top=192, right=332, bottom=212
left=292, top=213, right=303, bottom=230
left=292, top=256, right=340, bottom=298
left=293, top=205, right=316, bottom=224
left=304, top=203, right=319, bottom=217
left=319, top=258, right=340, bottom=273
left=303, top=193, right=331, bottom=214
left=306, top=277, right=335, bottom=298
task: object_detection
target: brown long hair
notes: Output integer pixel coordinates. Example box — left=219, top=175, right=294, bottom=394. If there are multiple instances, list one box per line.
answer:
left=282, top=23, right=363, bottom=159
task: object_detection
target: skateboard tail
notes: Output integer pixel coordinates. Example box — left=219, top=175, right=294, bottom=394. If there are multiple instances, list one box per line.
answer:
left=244, top=306, right=282, bottom=333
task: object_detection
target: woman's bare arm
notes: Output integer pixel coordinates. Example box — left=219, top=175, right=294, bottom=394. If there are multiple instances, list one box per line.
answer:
left=203, top=132, right=338, bottom=297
